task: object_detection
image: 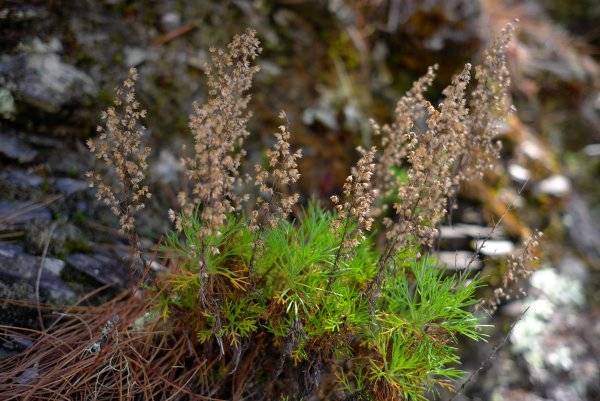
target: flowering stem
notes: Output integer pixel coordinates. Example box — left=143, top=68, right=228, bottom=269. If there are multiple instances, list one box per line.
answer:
left=248, top=177, right=282, bottom=282
left=327, top=214, right=351, bottom=291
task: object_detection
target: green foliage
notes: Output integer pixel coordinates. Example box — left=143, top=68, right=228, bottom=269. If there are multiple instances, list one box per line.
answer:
left=368, top=258, right=483, bottom=399
left=157, top=202, right=484, bottom=400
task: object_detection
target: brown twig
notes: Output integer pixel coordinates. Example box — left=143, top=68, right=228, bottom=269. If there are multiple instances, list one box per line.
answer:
left=83, top=220, right=129, bottom=239
left=151, top=23, right=197, bottom=47
left=464, top=179, right=529, bottom=272
left=0, top=195, right=62, bottom=227
left=35, top=222, right=57, bottom=331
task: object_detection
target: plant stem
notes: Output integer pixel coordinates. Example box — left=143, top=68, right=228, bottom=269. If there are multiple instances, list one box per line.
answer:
left=327, top=214, right=351, bottom=291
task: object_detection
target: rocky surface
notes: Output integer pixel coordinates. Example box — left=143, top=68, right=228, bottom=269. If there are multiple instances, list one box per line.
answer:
left=566, top=193, right=600, bottom=264
left=0, top=39, right=97, bottom=113
left=66, top=252, right=131, bottom=290
left=0, top=242, right=74, bottom=303
left=0, top=201, right=52, bottom=225
left=0, top=132, right=37, bottom=163
left=471, top=262, right=600, bottom=401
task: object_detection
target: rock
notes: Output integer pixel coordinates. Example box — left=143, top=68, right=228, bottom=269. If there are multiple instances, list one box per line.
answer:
left=20, top=53, right=96, bottom=112
left=161, top=12, right=181, bottom=31
left=0, top=201, right=52, bottom=225
left=519, top=138, right=546, bottom=161
left=0, top=332, right=32, bottom=359
left=67, top=253, right=130, bottom=289
left=257, top=60, right=283, bottom=79
left=536, top=175, right=571, bottom=197
left=0, top=280, right=38, bottom=330
left=456, top=206, right=486, bottom=225
left=16, top=364, right=39, bottom=385
left=0, top=242, right=23, bottom=258
left=565, top=193, right=600, bottom=263
left=25, top=220, right=88, bottom=256
left=343, top=104, right=363, bottom=132
left=151, top=149, right=183, bottom=184
left=436, top=251, right=481, bottom=270
left=0, top=38, right=97, bottom=113
left=0, top=242, right=75, bottom=302
left=6, top=253, right=68, bottom=278
left=29, top=37, right=63, bottom=53
left=492, top=389, right=551, bottom=401
left=55, top=178, right=88, bottom=196
left=529, top=269, right=584, bottom=307
left=439, top=224, right=504, bottom=249
left=149, top=260, right=163, bottom=272
left=46, top=150, right=87, bottom=177
left=439, top=226, right=472, bottom=249
left=557, top=254, right=589, bottom=283
left=24, top=219, right=56, bottom=255
left=0, top=86, right=16, bottom=119
left=508, top=268, right=596, bottom=401
left=302, top=105, right=339, bottom=130
left=124, top=47, right=157, bottom=67
left=583, top=143, right=600, bottom=157
left=0, top=169, right=44, bottom=188
left=0, top=347, right=18, bottom=359
left=474, top=239, right=515, bottom=257
left=508, top=163, right=531, bottom=183
left=41, top=257, right=64, bottom=276
left=25, top=134, right=62, bottom=148
left=444, top=224, right=504, bottom=239
left=187, top=51, right=209, bottom=70
left=0, top=132, right=38, bottom=162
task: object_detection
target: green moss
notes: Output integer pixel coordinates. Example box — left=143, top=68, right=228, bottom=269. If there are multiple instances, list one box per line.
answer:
left=74, top=209, right=86, bottom=223
left=63, top=238, right=92, bottom=255
left=41, top=178, right=50, bottom=193
left=327, top=32, right=361, bottom=70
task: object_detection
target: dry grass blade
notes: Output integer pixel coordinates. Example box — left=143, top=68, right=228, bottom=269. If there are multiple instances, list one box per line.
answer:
left=0, top=289, right=213, bottom=400
left=35, top=222, right=57, bottom=331
left=0, top=195, right=62, bottom=227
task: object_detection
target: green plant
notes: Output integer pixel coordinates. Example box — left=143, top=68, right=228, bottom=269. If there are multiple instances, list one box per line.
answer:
left=110, top=26, right=515, bottom=400
left=159, top=199, right=482, bottom=400
left=6, top=24, right=543, bottom=401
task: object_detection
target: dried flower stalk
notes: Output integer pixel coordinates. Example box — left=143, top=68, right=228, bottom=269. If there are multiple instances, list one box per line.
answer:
left=329, top=146, right=377, bottom=284
left=173, top=28, right=261, bottom=236
left=477, top=230, right=543, bottom=313
left=167, top=30, right=261, bottom=355
left=248, top=111, right=302, bottom=276
left=387, top=64, right=471, bottom=252
left=374, top=65, right=437, bottom=197
left=331, top=146, right=377, bottom=244
left=250, top=111, right=302, bottom=233
left=461, top=22, right=515, bottom=180
left=373, top=24, right=515, bottom=265
left=86, top=67, right=151, bottom=234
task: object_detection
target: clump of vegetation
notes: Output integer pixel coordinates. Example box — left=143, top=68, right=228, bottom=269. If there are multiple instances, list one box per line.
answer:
left=0, top=24, right=541, bottom=401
